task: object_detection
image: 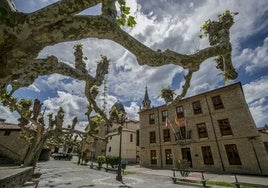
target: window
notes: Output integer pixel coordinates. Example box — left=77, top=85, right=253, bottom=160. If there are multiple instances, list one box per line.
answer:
left=192, top=101, right=202, bottom=114
left=162, top=110, right=168, bottom=122
left=176, top=106, right=184, bottom=118
left=130, top=134, right=133, bottom=142
left=110, top=136, right=112, bottom=140
left=225, top=144, right=241, bottom=165
left=149, top=113, right=155, bottom=124
left=150, top=131, right=156, bottom=143
left=197, top=123, right=208, bottom=138
left=218, top=119, right=232, bottom=136
left=201, top=146, right=214, bottom=165
left=212, top=96, right=224, bottom=109
left=175, top=126, right=192, bottom=140
left=163, top=129, right=171, bottom=142
left=108, top=147, right=111, bottom=152
left=136, top=130, right=140, bottom=146
left=150, top=150, right=157, bottom=164
left=4, top=131, right=11, bottom=136
left=165, top=149, right=173, bottom=165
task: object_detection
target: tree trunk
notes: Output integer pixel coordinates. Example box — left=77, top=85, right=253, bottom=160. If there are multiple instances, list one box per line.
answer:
left=23, top=137, right=46, bottom=167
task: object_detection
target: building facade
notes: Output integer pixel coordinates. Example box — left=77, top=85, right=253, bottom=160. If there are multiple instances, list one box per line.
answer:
left=0, top=119, right=29, bottom=165
left=106, top=119, right=140, bottom=163
left=139, top=83, right=268, bottom=174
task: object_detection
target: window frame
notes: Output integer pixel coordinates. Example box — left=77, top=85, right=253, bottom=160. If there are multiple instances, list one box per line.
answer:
left=149, top=131, right=156, bottom=144
left=176, top=106, right=184, bottom=118
left=4, top=130, right=11, bottom=136
left=212, top=95, right=224, bottom=110
left=197, top=123, right=208, bottom=138
left=225, top=144, right=242, bottom=165
left=201, top=146, right=214, bottom=165
left=192, top=101, right=202, bottom=114
left=162, top=110, right=168, bottom=122
left=163, top=129, right=171, bottom=142
left=150, top=150, right=157, bottom=164
left=149, top=113, right=155, bottom=124
left=218, top=119, right=233, bottom=136
left=165, top=149, right=173, bottom=165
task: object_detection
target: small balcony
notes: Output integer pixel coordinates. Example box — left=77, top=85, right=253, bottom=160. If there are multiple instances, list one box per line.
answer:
left=174, top=130, right=192, bottom=140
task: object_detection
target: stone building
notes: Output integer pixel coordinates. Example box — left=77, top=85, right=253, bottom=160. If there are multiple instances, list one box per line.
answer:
left=258, top=125, right=268, bottom=153
left=81, top=118, right=107, bottom=162
left=139, top=82, right=268, bottom=174
left=106, top=119, right=140, bottom=163
left=0, top=119, right=29, bottom=165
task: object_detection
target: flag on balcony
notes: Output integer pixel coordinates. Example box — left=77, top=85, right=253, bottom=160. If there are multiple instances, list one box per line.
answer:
left=167, top=117, right=180, bottom=140
left=175, top=116, right=179, bottom=126
left=165, top=118, right=168, bottom=128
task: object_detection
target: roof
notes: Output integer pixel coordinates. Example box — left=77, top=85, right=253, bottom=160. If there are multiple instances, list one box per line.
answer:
left=0, top=122, right=21, bottom=130
left=140, top=82, right=243, bottom=112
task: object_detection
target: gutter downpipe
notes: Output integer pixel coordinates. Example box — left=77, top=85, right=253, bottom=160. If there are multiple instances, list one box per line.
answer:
left=205, top=95, right=225, bottom=171
left=157, top=108, right=163, bottom=167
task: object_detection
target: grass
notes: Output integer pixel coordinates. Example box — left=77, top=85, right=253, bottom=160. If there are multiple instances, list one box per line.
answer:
left=176, top=179, right=260, bottom=187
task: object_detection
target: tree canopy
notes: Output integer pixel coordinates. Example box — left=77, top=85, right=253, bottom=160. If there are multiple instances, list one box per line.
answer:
left=0, top=0, right=238, bottom=166
left=0, top=0, right=237, bottom=101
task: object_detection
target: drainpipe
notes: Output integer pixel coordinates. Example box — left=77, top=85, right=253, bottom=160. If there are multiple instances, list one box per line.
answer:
left=248, top=136, right=262, bottom=174
left=205, top=95, right=225, bottom=171
left=157, top=108, right=163, bottom=167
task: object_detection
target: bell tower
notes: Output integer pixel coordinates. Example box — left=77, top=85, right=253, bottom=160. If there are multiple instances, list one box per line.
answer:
left=142, top=86, right=151, bottom=110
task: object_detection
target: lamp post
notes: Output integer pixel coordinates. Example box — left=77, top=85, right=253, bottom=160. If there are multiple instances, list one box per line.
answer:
left=110, top=101, right=126, bottom=182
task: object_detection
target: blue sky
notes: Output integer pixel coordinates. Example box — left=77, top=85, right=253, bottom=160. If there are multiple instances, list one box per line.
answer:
left=1, top=0, right=267, bottom=129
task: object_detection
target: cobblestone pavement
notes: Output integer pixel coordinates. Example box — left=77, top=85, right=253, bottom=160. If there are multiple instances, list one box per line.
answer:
left=37, top=159, right=198, bottom=188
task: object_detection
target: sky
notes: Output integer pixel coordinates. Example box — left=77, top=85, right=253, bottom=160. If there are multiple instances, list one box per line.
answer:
left=1, top=0, right=268, bottom=130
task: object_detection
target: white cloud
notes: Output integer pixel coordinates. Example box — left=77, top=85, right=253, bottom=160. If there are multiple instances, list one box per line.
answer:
left=243, top=76, right=268, bottom=126
left=0, top=105, right=20, bottom=124
left=234, top=37, right=268, bottom=73
left=243, top=76, right=268, bottom=103
left=43, top=91, right=88, bottom=130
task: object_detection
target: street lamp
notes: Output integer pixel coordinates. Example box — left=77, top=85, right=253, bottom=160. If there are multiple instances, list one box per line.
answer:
left=110, top=101, right=126, bottom=182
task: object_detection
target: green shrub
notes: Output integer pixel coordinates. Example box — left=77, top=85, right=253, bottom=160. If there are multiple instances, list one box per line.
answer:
left=105, top=155, right=119, bottom=168
left=97, top=155, right=106, bottom=168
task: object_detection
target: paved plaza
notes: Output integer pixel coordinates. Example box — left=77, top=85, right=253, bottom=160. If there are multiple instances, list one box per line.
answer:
left=37, top=159, right=197, bottom=188
left=36, top=157, right=268, bottom=188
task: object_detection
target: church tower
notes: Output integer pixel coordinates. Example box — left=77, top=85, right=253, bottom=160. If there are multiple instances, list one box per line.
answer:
left=142, top=86, right=151, bottom=110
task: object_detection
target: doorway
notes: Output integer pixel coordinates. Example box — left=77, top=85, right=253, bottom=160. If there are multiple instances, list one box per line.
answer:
left=181, top=147, right=192, bottom=167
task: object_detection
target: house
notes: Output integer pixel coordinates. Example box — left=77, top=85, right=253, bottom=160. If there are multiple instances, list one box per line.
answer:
left=139, top=82, right=268, bottom=174
left=0, top=119, right=29, bottom=165
left=81, top=117, right=107, bottom=163
left=106, top=119, right=140, bottom=163
left=258, top=125, right=268, bottom=152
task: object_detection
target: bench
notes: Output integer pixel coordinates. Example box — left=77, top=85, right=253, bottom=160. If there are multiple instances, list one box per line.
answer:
left=172, top=169, right=207, bottom=187
left=232, top=174, right=265, bottom=188
left=104, top=167, right=118, bottom=173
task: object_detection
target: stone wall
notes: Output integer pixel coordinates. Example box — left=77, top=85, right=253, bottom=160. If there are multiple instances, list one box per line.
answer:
left=0, top=167, right=33, bottom=188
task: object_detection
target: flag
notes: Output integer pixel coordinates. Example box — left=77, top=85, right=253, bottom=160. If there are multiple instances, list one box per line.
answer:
left=165, top=118, right=168, bottom=128
left=175, top=116, right=179, bottom=126
left=184, top=118, right=188, bottom=126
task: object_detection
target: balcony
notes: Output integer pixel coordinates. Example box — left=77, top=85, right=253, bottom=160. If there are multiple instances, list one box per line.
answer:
left=174, top=130, right=192, bottom=140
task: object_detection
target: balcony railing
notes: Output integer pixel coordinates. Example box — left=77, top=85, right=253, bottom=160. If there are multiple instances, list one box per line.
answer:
left=174, top=130, right=192, bottom=140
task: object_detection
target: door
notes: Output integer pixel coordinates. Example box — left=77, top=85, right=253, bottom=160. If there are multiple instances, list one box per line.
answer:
left=181, top=148, right=192, bottom=167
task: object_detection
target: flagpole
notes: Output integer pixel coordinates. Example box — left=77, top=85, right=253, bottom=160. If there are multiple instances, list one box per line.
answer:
left=167, top=118, right=179, bottom=140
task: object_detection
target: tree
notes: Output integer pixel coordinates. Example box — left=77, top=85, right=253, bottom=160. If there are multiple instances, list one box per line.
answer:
left=0, top=45, right=110, bottom=166
left=0, top=1, right=237, bottom=100
left=0, top=1, right=238, bottom=166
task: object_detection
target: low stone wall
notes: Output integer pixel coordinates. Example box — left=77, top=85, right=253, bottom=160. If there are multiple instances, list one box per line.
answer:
left=0, top=166, right=33, bottom=188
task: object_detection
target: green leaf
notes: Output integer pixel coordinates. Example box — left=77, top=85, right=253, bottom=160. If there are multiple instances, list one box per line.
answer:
left=127, top=16, right=136, bottom=27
